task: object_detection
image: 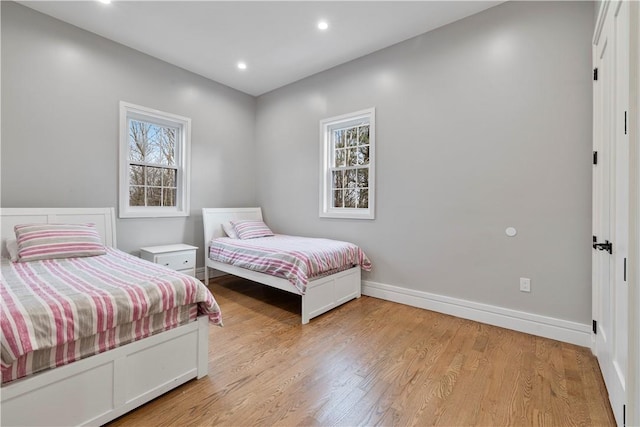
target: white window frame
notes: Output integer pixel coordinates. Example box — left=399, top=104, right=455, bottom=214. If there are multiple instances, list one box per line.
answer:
left=319, top=107, right=375, bottom=220
left=119, top=101, right=191, bottom=218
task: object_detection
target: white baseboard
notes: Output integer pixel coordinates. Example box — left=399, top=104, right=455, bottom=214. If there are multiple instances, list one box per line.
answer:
left=362, top=280, right=591, bottom=347
left=196, top=267, right=227, bottom=282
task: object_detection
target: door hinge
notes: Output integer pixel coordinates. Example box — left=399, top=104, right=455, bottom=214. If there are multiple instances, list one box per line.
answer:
left=593, top=67, right=598, bottom=81
left=592, top=319, right=597, bottom=334
left=624, top=111, right=627, bottom=135
left=623, top=404, right=626, bottom=426
left=624, top=257, right=627, bottom=282
left=593, top=151, right=598, bottom=165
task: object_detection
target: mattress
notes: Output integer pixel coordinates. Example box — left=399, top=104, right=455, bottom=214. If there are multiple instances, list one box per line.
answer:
left=1, top=247, right=222, bottom=384
left=2, top=304, right=198, bottom=384
left=208, top=234, right=372, bottom=293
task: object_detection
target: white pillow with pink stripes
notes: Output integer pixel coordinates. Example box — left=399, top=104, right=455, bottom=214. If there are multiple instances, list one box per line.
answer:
left=221, top=222, right=239, bottom=239
left=14, top=223, right=106, bottom=262
left=230, top=219, right=274, bottom=240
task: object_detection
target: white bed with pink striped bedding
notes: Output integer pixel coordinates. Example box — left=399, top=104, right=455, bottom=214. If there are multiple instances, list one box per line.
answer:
left=209, top=234, right=371, bottom=294
left=1, top=247, right=221, bottom=384
left=203, top=207, right=371, bottom=324
left=0, top=208, right=219, bottom=427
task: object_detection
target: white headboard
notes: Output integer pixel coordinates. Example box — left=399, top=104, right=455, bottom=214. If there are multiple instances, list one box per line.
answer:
left=201, top=207, right=263, bottom=261
left=0, top=208, right=117, bottom=258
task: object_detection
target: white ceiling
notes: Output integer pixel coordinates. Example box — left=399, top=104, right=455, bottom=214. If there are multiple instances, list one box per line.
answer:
left=20, top=1, right=502, bottom=96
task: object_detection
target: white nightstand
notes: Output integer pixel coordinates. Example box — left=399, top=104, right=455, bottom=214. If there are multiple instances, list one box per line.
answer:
left=140, top=244, right=198, bottom=277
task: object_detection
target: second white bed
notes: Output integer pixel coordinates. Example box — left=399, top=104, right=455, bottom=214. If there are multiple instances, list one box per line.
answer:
left=202, top=207, right=369, bottom=324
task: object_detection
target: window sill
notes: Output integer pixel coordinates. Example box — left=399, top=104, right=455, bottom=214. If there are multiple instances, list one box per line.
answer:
left=119, top=208, right=189, bottom=219
left=319, top=209, right=375, bottom=220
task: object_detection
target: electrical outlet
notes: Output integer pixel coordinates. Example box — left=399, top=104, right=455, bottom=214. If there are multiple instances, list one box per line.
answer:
left=520, top=277, right=531, bottom=292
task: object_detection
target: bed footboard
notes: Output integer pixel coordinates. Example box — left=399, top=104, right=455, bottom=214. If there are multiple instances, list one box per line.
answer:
left=302, top=267, right=361, bottom=324
left=1, top=316, right=209, bottom=427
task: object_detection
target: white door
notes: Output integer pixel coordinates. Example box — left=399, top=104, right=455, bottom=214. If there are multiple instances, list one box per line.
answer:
left=593, top=2, right=630, bottom=425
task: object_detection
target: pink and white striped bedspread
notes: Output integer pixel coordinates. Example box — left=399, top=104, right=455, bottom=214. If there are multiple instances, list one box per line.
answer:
left=1, top=247, right=222, bottom=383
left=208, top=235, right=372, bottom=294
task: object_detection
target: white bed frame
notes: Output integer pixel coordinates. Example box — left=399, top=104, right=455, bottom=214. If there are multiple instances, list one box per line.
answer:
left=0, top=208, right=210, bottom=427
left=202, top=207, right=362, bottom=324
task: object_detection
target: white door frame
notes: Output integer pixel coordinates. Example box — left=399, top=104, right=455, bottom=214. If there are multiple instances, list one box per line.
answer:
left=627, top=3, right=640, bottom=425
left=593, top=1, right=637, bottom=425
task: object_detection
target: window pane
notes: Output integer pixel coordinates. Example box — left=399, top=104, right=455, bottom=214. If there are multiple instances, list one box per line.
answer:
left=147, top=188, right=162, bottom=206
left=157, top=127, right=176, bottom=165
left=147, top=166, right=162, bottom=187
left=163, top=168, right=176, bottom=187
left=347, top=148, right=358, bottom=166
left=160, top=128, right=176, bottom=165
left=334, top=149, right=346, bottom=167
left=332, top=170, right=344, bottom=189
left=357, top=145, right=369, bottom=165
left=357, top=168, right=368, bottom=188
left=131, top=122, right=175, bottom=166
left=129, top=165, right=144, bottom=185
left=129, top=186, right=145, bottom=206
left=359, top=189, right=369, bottom=209
left=145, top=136, right=162, bottom=164
left=129, top=120, right=146, bottom=162
left=334, top=130, right=345, bottom=149
left=358, top=125, right=370, bottom=145
left=333, top=190, right=344, bottom=208
left=344, top=189, right=357, bottom=208
left=346, top=169, right=357, bottom=188
left=145, top=124, right=162, bottom=165
left=346, top=128, right=358, bottom=147
left=163, top=188, right=176, bottom=207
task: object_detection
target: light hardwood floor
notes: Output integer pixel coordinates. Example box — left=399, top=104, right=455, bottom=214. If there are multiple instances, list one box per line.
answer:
left=109, top=276, right=615, bottom=426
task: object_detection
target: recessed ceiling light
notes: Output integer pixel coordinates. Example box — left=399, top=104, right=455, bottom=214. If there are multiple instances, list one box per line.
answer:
left=237, top=62, right=247, bottom=70
left=98, top=0, right=111, bottom=4
left=318, top=21, right=329, bottom=31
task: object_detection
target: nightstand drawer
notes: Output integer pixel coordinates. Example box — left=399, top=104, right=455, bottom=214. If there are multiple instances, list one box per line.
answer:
left=156, top=251, right=195, bottom=271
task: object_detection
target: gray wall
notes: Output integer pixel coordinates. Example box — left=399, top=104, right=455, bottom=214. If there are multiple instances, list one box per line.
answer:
left=1, top=2, right=256, bottom=261
left=255, top=1, right=594, bottom=323
left=2, top=1, right=595, bottom=325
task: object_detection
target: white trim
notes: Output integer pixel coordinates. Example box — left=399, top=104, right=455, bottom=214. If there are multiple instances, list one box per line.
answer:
left=197, top=266, right=205, bottom=280
left=362, top=280, right=591, bottom=347
left=628, top=2, right=640, bottom=424
left=319, top=107, right=375, bottom=220
left=196, top=266, right=226, bottom=282
left=119, top=101, right=191, bottom=219
left=0, top=207, right=116, bottom=258
left=594, top=0, right=611, bottom=45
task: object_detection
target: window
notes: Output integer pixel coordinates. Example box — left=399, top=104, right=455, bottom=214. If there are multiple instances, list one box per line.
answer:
left=119, top=102, right=191, bottom=218
left=319, top=108, right=375, bottom=219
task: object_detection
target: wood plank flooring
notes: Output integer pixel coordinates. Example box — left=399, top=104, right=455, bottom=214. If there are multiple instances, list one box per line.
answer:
left=109, top=276, right=615, bottom=426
